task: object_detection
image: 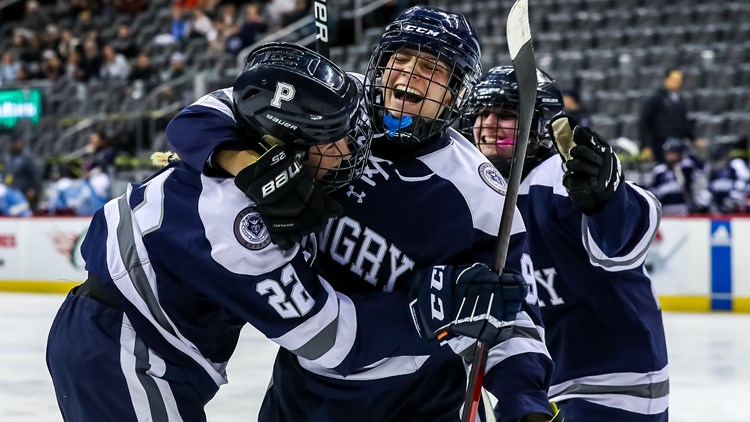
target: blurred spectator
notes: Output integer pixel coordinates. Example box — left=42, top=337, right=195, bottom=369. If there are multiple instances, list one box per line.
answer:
left=0, top=183, right=32, bottom=217
left=279, top=0, right=309, bottom=28
left=77, top=39, right=102, bottom=81
left=45, top=169, right=111, bottom=216
left=42, top=24, right=62, bottom=52
left=3, top=133, right=42, bottom=212
left=110, top=23, right=139, bottom=59
left=0, top=52, right=21, bottom=85
left=161, top=52, right=188, bottom=82
left=211, top=3, right=240, bottom=55
left=639, top=67, right=697, bottom=164
left=81, top=130, right=117, bottom=176
left=56, top=29, right=80, bottom=62
left=69, top=0, right=104, bottom=21
left=266, top=0, right=297, bottom=31
left=190, top=8, right=218, bottom=42
left=171, top=6, right=192, bottom=44
left=562, top=88, right=592, bottom=128
left=648, top=138, right=711, bottom=215
left=226, top=3, right=267, bottom=55
left=707, top=142, right=750, bottom=214
left=39, top=49, right=64, bottom=80
left=64, top=50, right=83, bottom=80
left=100, top=44, right=131, bottom=81
left=19, top=0, right=51, bottom=33
left=128, top=52, right=159, bottom=91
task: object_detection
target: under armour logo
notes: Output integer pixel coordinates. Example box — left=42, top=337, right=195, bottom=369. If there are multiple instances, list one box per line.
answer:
left=346, top=185, right=366, bottom=203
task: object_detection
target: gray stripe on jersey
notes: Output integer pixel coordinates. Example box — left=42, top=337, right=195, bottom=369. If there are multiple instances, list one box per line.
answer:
left=581, top=187, right=661, bottom=270
left=511, top=324, right=543, bottom=342
left=208, top=89, right=234, bottom=112
left=134, top=334, right=169, bottom=422
left=291, top=304, right=340, bottom=361
left=117, top=196, right=176, bottom=336
left=553, top=378, right=670, bottom=399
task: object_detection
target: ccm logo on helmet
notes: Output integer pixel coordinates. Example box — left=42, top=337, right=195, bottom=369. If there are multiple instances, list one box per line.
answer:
left=271, top=82, right=296, bottom=108
left=402, top=24, right=440, bottom=38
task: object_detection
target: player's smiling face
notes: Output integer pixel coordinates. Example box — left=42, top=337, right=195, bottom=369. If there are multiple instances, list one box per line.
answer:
left=473, top=107, right=518, bottom=159
left=382, top=49, right=452, bottom=120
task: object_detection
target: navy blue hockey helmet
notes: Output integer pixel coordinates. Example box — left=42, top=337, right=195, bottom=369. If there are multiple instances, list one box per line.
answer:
left=233, top=42, right=371, bottom=191
left=459, top=66, right=563, bottom=176
left=365, top=6, right=482, bottom=144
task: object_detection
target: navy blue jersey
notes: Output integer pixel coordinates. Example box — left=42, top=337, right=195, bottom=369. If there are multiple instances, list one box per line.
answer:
left=166, top=86, right=553, bottom=421
left=518, top=154, right=669, bottom=418
left=70, top=161, right=448, bottom=407
left=708, top=158, right=750, bottom=213
left=649, top=157, right=711, bottom=215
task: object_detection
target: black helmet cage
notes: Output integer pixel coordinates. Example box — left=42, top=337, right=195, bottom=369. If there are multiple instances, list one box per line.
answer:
left=459, top=66, right=563, bottom=176
left=311, top=96, right=373, bottom=192
left=365, top=7, right=482, bottom=144
left=233, top=42, right=371, bottom=192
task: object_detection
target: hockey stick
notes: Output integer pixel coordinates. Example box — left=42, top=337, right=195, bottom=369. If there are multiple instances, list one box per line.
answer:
left=313, top=0, right=330, bottom=58
left=461, top=0, right=538, bottom=421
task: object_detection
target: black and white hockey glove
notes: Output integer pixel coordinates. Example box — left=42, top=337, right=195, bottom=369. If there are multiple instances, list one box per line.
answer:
left=234, top=145, right=343, bottom=250
left=549, top=115, right=623, bottom=215
left=408, top=263, right=528, bottom=345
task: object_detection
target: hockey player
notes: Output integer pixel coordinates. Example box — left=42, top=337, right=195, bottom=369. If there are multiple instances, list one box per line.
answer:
left=46, top=42, right=529, bottom=422
left=648, top=138, right=711, bottom=215
left=461, top=66, right=669, bottom=421
left=706, top=142, right=749, bottom=214
left=165, top=8, right=556, bottom=422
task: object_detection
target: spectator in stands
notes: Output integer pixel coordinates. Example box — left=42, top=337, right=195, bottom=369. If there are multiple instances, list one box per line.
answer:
left=562, top=88, right=592, bottom=128
left=0, top=51, right=21, bottom=86
left=707, top=142, right=750, bottom=214
left=0, top=182, right=32, bottom=217
left=19, top=0, right=51, bottom=33
left=64, top=50, right=83, bottom=80
left=110, top=23, right=139, bottom=59
left=127, top=52, right=159, bottom=91
left=639, top=67, right=696, bottom=164
left=81, top=130, right=117, bottom=177
left=648, top=138, right=711, bottom=215
left=209, top=3, right=240, bottom=55
left=77, top=39, right=102, bottom=81
left=279, top=0, right=309, bottom=28
left=100, top=44, right=131, bottom=81
left=3, top=133, right=42, bottom=213
left=39, top=49, right=64, bottom=81
left=238, top=3, right=268, bottom=48
left=160, top=51, right=188, bottom=82
left=171, top=6, right=192, bottom=44
left=56, top=29, right=80, bottom=63
left=190, top=8, right=218, bottom=42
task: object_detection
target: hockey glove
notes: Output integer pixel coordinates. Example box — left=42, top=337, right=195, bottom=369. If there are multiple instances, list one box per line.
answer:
left=408, top=263, right=528, bottom=346
left=549, top=115, right=623, bottom=215
left=234, top=145, right=343, bottom=250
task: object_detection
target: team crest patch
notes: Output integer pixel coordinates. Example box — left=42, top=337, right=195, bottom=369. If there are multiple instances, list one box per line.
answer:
left=478, top=162, right=508, bottom=195
left=234, top=207, right=272, bottom=250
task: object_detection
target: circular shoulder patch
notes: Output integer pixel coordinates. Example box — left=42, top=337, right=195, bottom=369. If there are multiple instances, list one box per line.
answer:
left=234, top=207, right=272, bottom=250
left=478, top=162, right=508, bottom=195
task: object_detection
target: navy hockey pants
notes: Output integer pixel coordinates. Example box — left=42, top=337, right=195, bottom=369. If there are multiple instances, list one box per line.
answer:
left=46, top=286, right=216, bottom=422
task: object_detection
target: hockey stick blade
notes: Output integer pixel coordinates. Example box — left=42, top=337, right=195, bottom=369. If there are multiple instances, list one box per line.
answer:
left=461, top=1, right=538, bottom=421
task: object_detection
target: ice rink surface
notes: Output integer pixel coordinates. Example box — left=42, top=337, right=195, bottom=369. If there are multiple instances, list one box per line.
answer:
left=2, top=292, right=748, bottom=421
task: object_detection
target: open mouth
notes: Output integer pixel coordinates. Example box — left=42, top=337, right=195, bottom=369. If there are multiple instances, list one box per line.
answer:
left=482, top=136, right=515, bottom=147
left=393, top=84, right=425, bottom=103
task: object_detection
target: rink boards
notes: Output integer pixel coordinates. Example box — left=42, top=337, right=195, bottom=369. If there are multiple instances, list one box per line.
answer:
left=0, top=215, right=748, bottom=312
